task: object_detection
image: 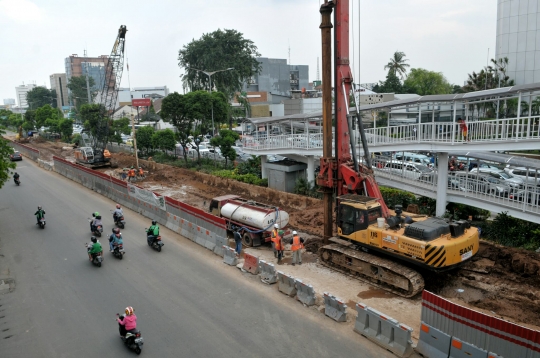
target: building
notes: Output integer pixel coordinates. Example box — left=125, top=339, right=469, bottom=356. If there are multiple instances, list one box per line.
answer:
left=15, top=83, right=36, bottom=108
left=64, top=54, right=108, bottom=98
left=243, top=58, right=309, bottom=103
left=131, top=86, right=169, bottom=100
left=49, top=73, right=69, bottom=109
left=496, top=0, right=540, bottom=84
left=3, top=98, right=15, bottom=108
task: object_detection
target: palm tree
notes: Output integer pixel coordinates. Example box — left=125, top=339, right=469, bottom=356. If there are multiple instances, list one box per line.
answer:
left=384, top=51, right=410, bottom=79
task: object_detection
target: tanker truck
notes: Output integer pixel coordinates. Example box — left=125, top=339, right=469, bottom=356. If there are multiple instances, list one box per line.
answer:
left=208, top=195, right=289, bottom=247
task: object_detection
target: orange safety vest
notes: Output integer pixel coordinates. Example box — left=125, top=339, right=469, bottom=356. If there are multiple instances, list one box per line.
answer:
left=271, top=229, right=278, bottom=240
left=291, top=235, right=303, bottom=251
left=128, top=169, right=135, bottom=177
left=274, top=236, right=283, bottom=251
left=138, top=168, right=144, bottom=176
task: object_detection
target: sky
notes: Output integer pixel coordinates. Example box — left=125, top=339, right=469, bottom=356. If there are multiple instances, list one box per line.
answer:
left=0, top=0, right=497, bottom=102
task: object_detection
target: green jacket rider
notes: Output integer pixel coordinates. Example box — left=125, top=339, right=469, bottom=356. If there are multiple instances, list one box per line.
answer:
left=34, top=206, right=45, bottom=223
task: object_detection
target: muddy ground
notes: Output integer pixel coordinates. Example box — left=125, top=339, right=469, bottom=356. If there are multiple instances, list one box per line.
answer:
left=16, top=137, right=540, bottom=330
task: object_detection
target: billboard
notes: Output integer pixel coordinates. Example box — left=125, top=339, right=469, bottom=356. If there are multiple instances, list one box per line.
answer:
left=132, top=98, right=151, bottom=107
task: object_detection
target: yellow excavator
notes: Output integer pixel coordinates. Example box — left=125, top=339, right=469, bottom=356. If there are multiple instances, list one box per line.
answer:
left=316, top=1, right=479, bottom=298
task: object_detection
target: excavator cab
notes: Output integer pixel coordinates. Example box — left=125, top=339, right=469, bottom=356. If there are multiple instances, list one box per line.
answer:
left=337, top=195, right=382, bottom=236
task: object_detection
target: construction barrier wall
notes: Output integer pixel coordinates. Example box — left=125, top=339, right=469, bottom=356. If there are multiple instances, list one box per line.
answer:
left=7, top=140, right=40, bottom=162
left=52, top=156, right=229, bottom=254
left=421, top=290, right=540, bottom=358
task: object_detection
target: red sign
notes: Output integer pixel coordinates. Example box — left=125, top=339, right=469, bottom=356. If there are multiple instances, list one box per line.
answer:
left=132, top=98, right=151, bottom=107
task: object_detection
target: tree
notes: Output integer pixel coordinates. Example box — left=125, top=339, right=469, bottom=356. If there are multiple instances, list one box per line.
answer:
left=403, top=68, right=453, bottom=96
left=160, top=92, right=192, bottom=164
left=58, top=118, right=73, bottom=141
left=152, top=129, right=176, bottom=153
left=373, top=70, right=403, bottom=94
left=0, top=109, right=13, bottom=127
left=35, top=104, right=58, bottom=129
left=384, top=51, right=410, bottom=79
left=67, top=76, right=96, bottom=111
left=135, top=126, right=155, bottom=155
left=0, top=128, right=17, bottom=188
left=22, top=110, right=36, bottom=131
left=26, top=87, right=56, bottom=109
left=109, top=117, right=131, bottom=144
left=209, top=129, right=239, bottom=167
left=80, top=104, right=104, bottom=140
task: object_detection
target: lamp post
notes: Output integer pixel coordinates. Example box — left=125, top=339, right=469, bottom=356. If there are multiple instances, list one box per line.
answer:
left=187, top=67, right=234, bottom=136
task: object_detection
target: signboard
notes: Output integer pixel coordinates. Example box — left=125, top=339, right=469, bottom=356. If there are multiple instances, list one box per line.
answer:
left=127, top=183, right=166, bottom=211
left=132, top=98, right=151, bottom=107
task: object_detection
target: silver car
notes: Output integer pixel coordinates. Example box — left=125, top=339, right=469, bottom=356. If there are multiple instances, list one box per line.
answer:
left=454, top=172, right=511, bottom=197
left=469, top=168, right=524, bottom=189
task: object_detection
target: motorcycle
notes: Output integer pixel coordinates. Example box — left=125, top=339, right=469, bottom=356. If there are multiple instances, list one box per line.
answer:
left=85, top=243, right=103, bottom=267
left=113, top=213, right=126, bottom=229
left=88, top=219, right=103, bottom=237
left=112, top=243, right=125, bottom=260
left=146, top=230, right=164, bottom=252
left=37, top=217, right=46, bottom=229
left=14, top=177, right=20, bottom=186
left=116, top=314, right=143, bottom=355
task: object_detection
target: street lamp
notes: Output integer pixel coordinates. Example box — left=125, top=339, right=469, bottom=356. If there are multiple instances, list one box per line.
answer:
left=187, top=67, right=234, bottom=136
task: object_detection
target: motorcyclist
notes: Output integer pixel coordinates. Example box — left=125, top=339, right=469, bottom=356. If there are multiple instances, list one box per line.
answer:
left=34, top=206, right=45, bottom=224
left=88, top=236, right=103, bottom=261
left=117, top=306, right=137, bottom=337
left=113, top=204, right=124, bottom=224
left=146, top=220, right=160, bottom=245
left=13, top=172, right=20, bottom=183
left=91, top=212, right=102, bottom=233
left=109, top=228, right=124, bottom=252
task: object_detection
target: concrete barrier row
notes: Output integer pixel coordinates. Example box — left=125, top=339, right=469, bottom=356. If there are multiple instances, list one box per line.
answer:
left=37, top=159, right=54, bottom=171
left=355, top=303, right=415, bottom=358
left=223, top=246, right=238, bottom=266
left=277, top=271, right=296, bottom=297
left=323, top=293, right=347, bottom=322
left=242, top=253, right=260, bottom=275
left=294, top=278, right=316, bottom=306
left=259, top=260, right=278, bottom=284
left=7, top=140, right=40, bottom=162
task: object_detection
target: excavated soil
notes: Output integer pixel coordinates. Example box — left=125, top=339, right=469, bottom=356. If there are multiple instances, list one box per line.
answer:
left=16, top=138, right=540, bottom=329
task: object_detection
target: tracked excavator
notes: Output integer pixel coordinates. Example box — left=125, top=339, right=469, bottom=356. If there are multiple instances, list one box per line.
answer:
left=74, top=25, right=127, bottom=168
left=316, top=1, right=479, bottom=298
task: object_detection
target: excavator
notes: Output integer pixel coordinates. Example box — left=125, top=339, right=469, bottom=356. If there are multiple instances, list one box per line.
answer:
left=316, top=1, right=479, bottom=298
left=74, top=25, right=127, bottom=168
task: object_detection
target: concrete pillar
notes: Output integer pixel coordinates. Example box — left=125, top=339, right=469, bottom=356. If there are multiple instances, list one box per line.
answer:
left=307, top=155, right=315, bottom=182
left=261, top=155, right=268, bottom=179
left=436, top=152, right=449, bottom=217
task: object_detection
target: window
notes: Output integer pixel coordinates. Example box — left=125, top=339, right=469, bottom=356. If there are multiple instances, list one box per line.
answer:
left=338, top=205, right=369, bottom=235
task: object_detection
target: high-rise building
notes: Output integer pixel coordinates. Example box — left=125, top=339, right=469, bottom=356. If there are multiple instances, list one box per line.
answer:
left=15, top=83, right=36, bottom=108
left=64, top=54, right=109, bottom=100
left=496, top=0, right=540, bottom=85
left=243, top=58, right=309, bottom=103
left=50, top=73, right=69, bottom=108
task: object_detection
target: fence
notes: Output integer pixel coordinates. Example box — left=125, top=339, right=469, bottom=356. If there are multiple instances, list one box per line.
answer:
left=7, top=140, right=40, bottom=161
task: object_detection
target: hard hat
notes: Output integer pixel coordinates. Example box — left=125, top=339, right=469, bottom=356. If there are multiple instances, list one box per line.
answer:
left=274, top=224, right=279, bottom=228
left=293, top=231, right=297, bottom=235
left=125, top=306, right=134, bottom=316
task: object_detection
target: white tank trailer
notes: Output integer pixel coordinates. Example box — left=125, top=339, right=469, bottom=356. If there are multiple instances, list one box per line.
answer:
left=209, top=194, right=289, bottom=247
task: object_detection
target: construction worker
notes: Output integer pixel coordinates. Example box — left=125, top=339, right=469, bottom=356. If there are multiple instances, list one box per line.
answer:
left=276, top=229, right=285, bottom=263
left=138, top=166, right=144, bottom=179
left=290, top=231, right=305, bottom=266
left=271, top=224, right=279, bottom=258
left=128, top=166, right=136, bottom=182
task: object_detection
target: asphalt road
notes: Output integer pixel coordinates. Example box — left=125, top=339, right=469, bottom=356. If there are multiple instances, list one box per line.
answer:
left=0, top=158, right=394, bottom=358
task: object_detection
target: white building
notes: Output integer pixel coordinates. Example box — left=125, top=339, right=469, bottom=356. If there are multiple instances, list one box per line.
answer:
left=3, top=98, right=15, bottom=105
left=131, top=86, right=169, bottom=100
left=15, top=84, right=36, bottom=108
left=496, top=0, right=540, bottom=84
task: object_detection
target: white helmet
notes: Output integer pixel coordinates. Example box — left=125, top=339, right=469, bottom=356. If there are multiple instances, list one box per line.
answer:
left=293, top=231, right=297, bottom=235
left=274, top=224, right=279, bottom=229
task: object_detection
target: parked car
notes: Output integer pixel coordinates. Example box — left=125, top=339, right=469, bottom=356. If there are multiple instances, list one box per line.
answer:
left=453, top=172, right=511, bottom=197
left=382, top=161, right=433, bottom=181
left=469, top=168, right=524, bottom=189
left=393, top=152, right=432, bottom=167
left=504, top=167, right=540, bottom=186
left=10, top=151, right=22, bottom=161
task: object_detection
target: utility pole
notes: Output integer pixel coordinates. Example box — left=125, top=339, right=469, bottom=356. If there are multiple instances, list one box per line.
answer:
left=130, top=114, right=139, bottom=169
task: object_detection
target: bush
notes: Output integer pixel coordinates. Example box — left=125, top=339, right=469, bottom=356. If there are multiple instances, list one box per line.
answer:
left=379, top=187, right=417, bottom=209
left=213, top=169, right=267, bottom=187
left=294, top=178, right=322, bottom=199
left=478, top=212, right=540, bottom=250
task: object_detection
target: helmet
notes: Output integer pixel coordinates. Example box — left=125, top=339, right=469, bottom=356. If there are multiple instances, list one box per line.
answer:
left=113, top=228, right=120, bottom=235
left=293, top=231, right=297, bottom=235
left=116, top=204, right=121, bottom=209
left=95, top=212, right=100, bottom=217
left=274, top=224, right=279, bottom=229
left=152, top=220, right=157, bottom=225
left=125, top=306, right=134, bottom=316
left=91, top=236, right=97, bottom=243
left=131, top=166, right=134, bottom=169
left=38, top=206, right=42, bottom=210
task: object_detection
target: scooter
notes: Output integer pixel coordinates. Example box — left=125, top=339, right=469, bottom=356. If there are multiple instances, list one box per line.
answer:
left=146, top=230, right=164, bottom=252
left=88, top=219, right=103, bottom=237
left=112, top=243, right=125, bottom=260
left=116, top=314, right=143, bottom=355
left=37, top=217, right=46, bottom=229
left=113, top=212, right=126, bottom=229
left=85, top=243, right=103, bottom=267
left=14, top=177, right=20, bottom=186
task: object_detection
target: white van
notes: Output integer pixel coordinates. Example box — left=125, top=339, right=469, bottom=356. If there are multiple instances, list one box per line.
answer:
left=393, top=152, right=432, bottom=167
left=382, top=161, right=434, bottom=181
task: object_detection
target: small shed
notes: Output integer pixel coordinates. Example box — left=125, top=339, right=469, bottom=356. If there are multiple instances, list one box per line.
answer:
left=266, top=160, right=307, bottom=193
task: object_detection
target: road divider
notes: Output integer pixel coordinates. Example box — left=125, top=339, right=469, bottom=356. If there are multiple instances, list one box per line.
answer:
left=277, top=271, right=297, bottom=297
left=259, top=260, right=278, bottom=284
left=416, top=322, right=451, bottom=358
left=323, top=292, right=347, bottom=322
left=223, top=246, right=238, bottom=266
left=294, top=278, right=316, bottom=306
left=242, top=253, right=260, bottom=275
left=450, top=337, right=488, bottom=358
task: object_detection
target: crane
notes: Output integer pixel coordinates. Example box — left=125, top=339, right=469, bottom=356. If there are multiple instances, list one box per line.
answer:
left=316, top=1, right=479, bottom=297
left=75, top=25, right=127, bottom=168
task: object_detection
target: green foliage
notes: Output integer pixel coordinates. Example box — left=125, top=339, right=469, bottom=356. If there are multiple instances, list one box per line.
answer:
left=178, top=29, right=262, bottom=99
left=26, top=86, right=56, bottom=109
left=67, top=76, right=96, bottom=111
left=479, top=212, right=540, bottom=251
left=135, top=126, right=155, bottom=154
left=293, top=178, right=322, bottom=199
left=152, top=129, right=176, bottom=152
left=209, top=129, right=239, bottom=166
left=373, top=70, right=403, bottom=94
left=72, top=133, right=82, bottom=144
left=213, top=169, right=267, bottom=186
left=80, top=104, right=104, bottom=139
left=384, top=51, right=410, bottom=79
left=161, top=92, right=192, bottom=164
left=445, top=203, right=490, bottom=220
left=379, top=187, right=417, bottom=209
left=35, top=104, right=58, bottom=128
left=58, top=118, right=73, bottom=141
left=236, top=155, right=261, bottom=176
left=403, top=68, right=453, bottom=95
left=0, top=128, right=17, bottom=188
left=109, top=117, right=131, bottom=144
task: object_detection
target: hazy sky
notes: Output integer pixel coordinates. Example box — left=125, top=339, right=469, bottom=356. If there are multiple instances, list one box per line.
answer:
left=0, top=0, right=496, bottom=102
